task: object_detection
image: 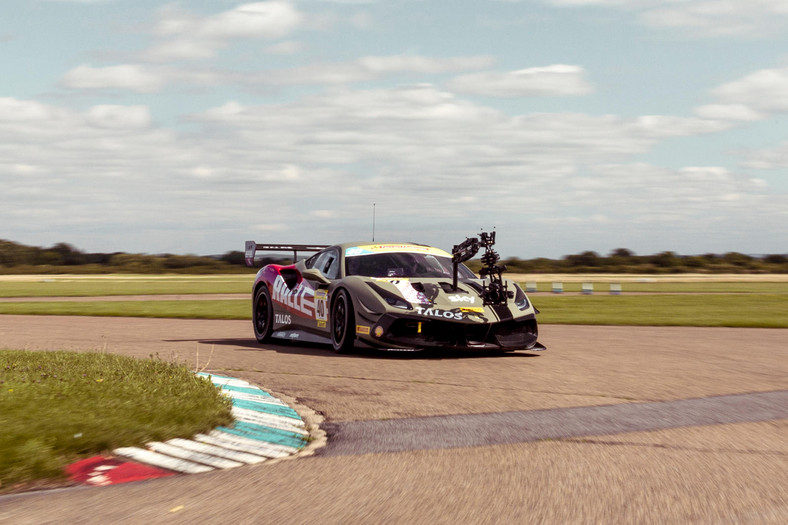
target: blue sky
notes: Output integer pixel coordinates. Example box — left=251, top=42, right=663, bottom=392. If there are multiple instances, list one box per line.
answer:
left=2, top=0, right=787, bottom=258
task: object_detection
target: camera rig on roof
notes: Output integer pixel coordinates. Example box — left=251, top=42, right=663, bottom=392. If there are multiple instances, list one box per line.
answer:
left=451, top=230, right=514, bottom=305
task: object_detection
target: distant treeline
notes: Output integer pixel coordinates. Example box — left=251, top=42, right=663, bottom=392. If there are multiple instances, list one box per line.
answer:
left=1, top=240, right=786, bottom=275
left=0, top=240, right=265, bottom=275
left=466, top=248, right=788, bottom=274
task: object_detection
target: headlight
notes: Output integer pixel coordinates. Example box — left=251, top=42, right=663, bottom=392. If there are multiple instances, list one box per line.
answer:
left=513, top=283, right=530, bottom=310
left=366, top=282, right=412, bottom=310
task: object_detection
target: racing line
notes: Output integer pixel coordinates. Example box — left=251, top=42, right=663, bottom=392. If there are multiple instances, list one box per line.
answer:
left=319, top=390, right=788, bottom=456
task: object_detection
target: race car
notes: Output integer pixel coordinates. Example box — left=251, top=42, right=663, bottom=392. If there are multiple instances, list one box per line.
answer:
left=244, top=232, right=545, bottom=353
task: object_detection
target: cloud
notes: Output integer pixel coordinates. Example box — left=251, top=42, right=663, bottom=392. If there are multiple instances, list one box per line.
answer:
left=447, top=64, right=593, bottom=97
left=145, top=1, right=303, bottom=61
left=1, top=85, right=782, bottom=255
left=641, top=0, right=788, bottom=37
left=253, top=54, right=494, bottom=85
left=627, top=115, right=732, bottom=138
left=264, top=40, right=305, bottom=54
left=60, top=54, right=494, bottom=92
left=38, top=0, right=113, bottom=3
left=741, top=141, right=788, bottom=169
left=693, top=104, right=765, bottom=122
left=690, top=66, right=788, bottom=124
left=546, top=0, right=788, bottom=38
left=85, top=105, right=152, bottom=130
left=709, top=67, right=788, bottom=115
left=60, top=64, right=167, bottom=93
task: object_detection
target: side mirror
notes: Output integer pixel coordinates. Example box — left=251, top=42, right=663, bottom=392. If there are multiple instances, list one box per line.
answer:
left=301, top=268, right=330, bottom=285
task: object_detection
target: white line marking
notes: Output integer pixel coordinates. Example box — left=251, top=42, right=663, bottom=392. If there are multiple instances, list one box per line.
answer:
left=147, top=442, right=244, bottom=469
left=231, top=407, right=308, bottom=433
left=113, top=447, right=213, bottom=474
left=165, top=438, right=267, bottom=464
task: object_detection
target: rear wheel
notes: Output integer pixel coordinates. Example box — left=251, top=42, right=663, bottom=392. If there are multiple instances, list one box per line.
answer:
left=253, top=285, right=273, bottom=343
left=331, top=289, right=355, bottom=353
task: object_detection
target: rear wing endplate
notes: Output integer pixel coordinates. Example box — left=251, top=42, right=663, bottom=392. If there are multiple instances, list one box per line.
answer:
left=244, top=241, right=330, bottom=267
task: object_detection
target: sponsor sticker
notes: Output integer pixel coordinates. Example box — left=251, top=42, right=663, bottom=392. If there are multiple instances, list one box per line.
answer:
left=448, top=294, right=475, bottom=304
left=345, top=244, right=450, bottom=257
left=414, top=307, right=464, bottom=320
left=356, top=325, right=371, bottom=335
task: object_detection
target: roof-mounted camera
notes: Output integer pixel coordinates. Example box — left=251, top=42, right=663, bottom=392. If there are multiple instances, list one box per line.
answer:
left=452, top=230, right=514, bottom=305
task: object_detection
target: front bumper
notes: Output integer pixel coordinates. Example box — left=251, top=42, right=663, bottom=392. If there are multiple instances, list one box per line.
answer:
left=364, top=313, right=544, bottom=351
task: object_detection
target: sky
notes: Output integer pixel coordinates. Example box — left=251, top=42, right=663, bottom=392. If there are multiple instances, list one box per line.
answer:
left=1, top=0, right=787, bottom=259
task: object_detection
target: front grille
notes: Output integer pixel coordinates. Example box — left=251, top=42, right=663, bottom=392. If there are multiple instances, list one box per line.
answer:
left=383, top=316, right=537, bottom=350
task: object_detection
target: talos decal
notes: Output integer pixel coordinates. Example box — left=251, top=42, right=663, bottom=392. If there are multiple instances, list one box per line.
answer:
left=415, top=307, right=464, bottom=320
left=271, top=276, right=315, bottom=317
left=448, top=294, right=475, bottom=304
left=275, top=313, right=291, bottom=325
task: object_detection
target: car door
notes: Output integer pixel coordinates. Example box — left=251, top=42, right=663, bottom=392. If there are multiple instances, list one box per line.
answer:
left=303, top=248, right=340, bottom=334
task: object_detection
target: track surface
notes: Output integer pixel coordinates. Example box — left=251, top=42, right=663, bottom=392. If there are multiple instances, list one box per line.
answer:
left=1, top=316, right=786, bottom=524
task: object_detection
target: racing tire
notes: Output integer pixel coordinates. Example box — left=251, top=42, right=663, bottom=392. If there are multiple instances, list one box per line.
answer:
left=253, top=285, right=273, bottom=343
left=331, top=289, right=355, bottom=353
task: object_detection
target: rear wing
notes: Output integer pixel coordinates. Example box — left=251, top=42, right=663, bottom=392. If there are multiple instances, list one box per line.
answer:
left=244, top=241, right=330, bottom=267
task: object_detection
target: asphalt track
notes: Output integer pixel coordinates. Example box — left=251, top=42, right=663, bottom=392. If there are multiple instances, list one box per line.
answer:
left=1, top=315, right=786, bottom=524
left=323, top=391, right=788, bottom=456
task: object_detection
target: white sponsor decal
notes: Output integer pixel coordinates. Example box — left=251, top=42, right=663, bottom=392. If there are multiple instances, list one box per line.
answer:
left=275, top=313, right=291, bottom=325
left=448, top=294, right=475, bottom=304
left=271, top=275, right=315, bottom=317
left=387, top=279, right=429, bottom=304
left=415, top=306, right=463, bottom=320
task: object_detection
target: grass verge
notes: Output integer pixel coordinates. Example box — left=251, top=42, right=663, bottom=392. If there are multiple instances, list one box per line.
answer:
left=0, top=294, right=786, bottom=327
left=0, top=350, right=234, bottom=492
left=533, top=294, right=788, bottom=328
left=0, top=275, right=252, bottom=298
left=0, top=300, right=250, bottom=319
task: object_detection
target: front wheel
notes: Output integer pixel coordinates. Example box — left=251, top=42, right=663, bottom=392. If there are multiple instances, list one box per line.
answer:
left=253, top=285, right=273, bottom=343
left=331, top=289, right=355, bottom=353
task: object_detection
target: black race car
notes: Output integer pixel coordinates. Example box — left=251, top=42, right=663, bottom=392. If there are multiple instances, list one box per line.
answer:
left=245, top=232, right=545, bottom=353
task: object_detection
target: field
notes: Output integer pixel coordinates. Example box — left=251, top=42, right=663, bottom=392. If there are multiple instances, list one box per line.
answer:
left=1, top=273, right=787, bottom=328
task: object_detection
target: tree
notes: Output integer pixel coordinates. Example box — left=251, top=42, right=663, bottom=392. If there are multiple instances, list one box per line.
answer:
left=565, top=251, right=601, bottom=268
left=651, top=251, right=680, bottom=268
left=609, top=248, right=634, bottom=258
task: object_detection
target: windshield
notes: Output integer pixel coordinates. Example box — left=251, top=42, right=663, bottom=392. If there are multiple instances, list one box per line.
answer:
left=346, top=252, right=475, bottom=279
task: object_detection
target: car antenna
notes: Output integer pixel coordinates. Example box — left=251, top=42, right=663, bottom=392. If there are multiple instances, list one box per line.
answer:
left=372, top=202, right=376, bottom=242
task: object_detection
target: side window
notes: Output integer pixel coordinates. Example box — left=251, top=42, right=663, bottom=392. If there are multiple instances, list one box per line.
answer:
left=308, top=249, right=340, bottom=280
left=305, top=253, right=320, bottom=269
left=323, top=252, right=339, bottom=279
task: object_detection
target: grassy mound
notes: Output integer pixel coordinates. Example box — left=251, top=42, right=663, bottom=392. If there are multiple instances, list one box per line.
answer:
left=0, top=350, right=234, bottom=492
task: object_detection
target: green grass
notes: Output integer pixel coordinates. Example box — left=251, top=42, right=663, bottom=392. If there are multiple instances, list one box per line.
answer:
left=0, top=350, right=234, bottom=492
left=533, top=294, right=788, bottom=328
left=0, top=300, right=250, bottom=319
left=517, top=281, right=788, bottom=294
left=0, top=275, right=253, bottom=298
left=0, top=294, right=786, bottom=328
